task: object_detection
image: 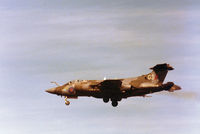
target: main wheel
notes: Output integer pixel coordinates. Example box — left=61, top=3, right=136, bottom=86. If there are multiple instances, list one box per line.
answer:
left=103, top=98, right=109, bottom=103
left=117, top=97, right=122, bottom=101
left=111, top=101, right=118, bottom=107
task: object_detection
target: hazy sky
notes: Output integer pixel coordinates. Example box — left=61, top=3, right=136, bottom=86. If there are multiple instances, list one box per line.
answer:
left=0, top=0, right=200, bottom=134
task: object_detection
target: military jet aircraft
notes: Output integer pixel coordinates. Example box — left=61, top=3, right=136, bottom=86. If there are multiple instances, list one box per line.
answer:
left=46, top=63, right=181, bottom=107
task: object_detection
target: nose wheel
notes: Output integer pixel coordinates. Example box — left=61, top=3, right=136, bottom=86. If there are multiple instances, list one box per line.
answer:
left=64, top=97, right=70, bottom=106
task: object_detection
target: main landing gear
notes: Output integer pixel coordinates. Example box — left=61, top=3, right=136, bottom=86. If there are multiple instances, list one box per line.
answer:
left=111, top=101, right=118, bottom=107
left=64, top=96, right=70, bottom=105
left=103, top=97, right=109, bottom=103
left=103, top=97, right=121, bottom=107
left=111, top=98, right=120, bottom=107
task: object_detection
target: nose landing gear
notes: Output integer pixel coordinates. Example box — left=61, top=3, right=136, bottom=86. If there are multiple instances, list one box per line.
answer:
left=64, top=96, right=70, bottom=105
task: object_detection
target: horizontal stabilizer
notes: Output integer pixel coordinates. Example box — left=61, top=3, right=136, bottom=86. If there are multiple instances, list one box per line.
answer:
left=169, top=84, right=181, bottom=92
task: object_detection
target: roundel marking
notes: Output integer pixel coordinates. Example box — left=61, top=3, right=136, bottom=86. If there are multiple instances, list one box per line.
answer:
left=69, top=87, right=74, bottom=93
left=147, top=74, right=152, bottom=80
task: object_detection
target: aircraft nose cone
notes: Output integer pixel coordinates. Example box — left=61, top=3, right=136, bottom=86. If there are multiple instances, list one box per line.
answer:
left=45, top=87, right=56, bottom=94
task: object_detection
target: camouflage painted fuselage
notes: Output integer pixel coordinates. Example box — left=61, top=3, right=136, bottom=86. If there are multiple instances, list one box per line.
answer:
left=46, top=63, right=181, bottom=107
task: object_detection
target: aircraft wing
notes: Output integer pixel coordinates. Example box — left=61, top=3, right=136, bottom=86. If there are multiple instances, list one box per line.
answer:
left=96, top=80, right=122, bottom=92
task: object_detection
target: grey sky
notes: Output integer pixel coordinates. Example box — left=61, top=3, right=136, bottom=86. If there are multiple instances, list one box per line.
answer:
left=0, top=0, right=200, bottom=134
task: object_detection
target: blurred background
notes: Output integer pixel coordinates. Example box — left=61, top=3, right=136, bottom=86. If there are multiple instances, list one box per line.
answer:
left=0, top=0, right=200, bottom=134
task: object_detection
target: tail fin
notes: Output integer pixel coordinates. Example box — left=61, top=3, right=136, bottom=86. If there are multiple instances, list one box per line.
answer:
left=149, top=63, right=174, bottom=84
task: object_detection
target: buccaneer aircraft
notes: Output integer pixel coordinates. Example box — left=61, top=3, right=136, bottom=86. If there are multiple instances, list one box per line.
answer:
left=46, top=63, right=181, bottom=107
